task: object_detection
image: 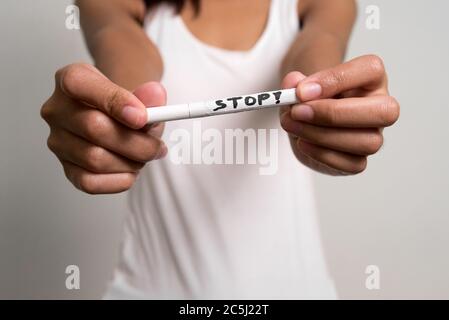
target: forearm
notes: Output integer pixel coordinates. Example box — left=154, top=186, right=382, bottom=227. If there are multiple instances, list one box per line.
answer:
left=86, top=24, right=163, bottom=90
left=77, top=0, right=162, bottom=90
left=281, top=31, right=347, bottom=77
left=281, top=0, right=356, bottom=77
left=279, top=0, right=357, bottom=173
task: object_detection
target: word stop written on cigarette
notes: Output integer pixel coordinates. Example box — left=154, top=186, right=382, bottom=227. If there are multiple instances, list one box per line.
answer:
left=146, top=88, right=299, bottom=123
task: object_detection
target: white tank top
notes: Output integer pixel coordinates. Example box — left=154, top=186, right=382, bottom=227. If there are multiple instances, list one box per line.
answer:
left=104, top=0, right=336, bottom=299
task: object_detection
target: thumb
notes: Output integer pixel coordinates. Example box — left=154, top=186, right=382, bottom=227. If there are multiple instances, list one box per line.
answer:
left=133, top=81, right=166, bottom=107
left=56, top=64, right=149, bottom=129
left=281, top=71, right=306, bottom=89
left=133, top=81, right=167, bottom=137
left=279, top=71, right=306, bottom=115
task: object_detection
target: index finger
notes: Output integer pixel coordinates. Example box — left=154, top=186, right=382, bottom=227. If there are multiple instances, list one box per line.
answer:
left=297, top=55, right=388, bottom=101
left=291, top=96, right=400, bottom=128
left=56, top=63, right=147, bottom=129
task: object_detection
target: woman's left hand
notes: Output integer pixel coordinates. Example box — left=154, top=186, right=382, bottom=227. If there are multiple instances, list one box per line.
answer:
left=280, top=55, right=400, bottom=175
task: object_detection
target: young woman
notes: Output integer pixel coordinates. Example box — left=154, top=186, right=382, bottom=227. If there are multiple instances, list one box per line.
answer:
left=41, top=0, right=399, bottom=298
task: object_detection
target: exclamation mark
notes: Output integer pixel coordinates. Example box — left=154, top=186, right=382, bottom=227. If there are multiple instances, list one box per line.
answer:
left=273, top=91, right=282, bottom=104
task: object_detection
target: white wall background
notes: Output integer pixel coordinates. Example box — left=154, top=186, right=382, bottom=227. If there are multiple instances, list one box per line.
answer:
left=1, top=0, right=448, bottom=299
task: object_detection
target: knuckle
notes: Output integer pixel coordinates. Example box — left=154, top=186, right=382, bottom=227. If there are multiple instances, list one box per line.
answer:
left=325, top=69, right=346, bottom=92
left=381, top=96, right=400, bottom=125
left=324, top=102, right=338, bottom=125
left=366, top=54, right=385, bottom=77
left=46, top=134, right=58, bottom=153
left=104, top=87, right=124, bottom=116
left=84, top=146, right=107, bottom=171
left=83, top=112, right=109, bottom=141
left=135, top=139, right=162, bottom=162
left=60, top=64, right=87, bottom=94
left=40, top=100, right=53, bottom=122
left=364, top=131, right=384, bottom=155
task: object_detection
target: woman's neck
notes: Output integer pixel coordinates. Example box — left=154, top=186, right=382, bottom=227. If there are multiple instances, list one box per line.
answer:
left=180, top=0, right=271, bottom=51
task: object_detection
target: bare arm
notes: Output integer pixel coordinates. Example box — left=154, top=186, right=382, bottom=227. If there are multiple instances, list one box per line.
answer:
left=279, top=0, right=400, bottom=176
left=281, top=0, right=357, bottom=76
left=41, top=0, right=167, bottom=194
left=76, top=0, right=162, bottom=90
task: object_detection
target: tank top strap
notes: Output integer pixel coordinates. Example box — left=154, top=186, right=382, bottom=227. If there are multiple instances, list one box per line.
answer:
left=144, top=3, right=178, bottom=45
left=270, top=0, right=300, bottom=37
left=145, top=0, right=299, bottom=53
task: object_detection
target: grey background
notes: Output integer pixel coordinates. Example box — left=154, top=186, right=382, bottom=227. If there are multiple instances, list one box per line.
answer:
left=1, top=0, right=448, bottom=299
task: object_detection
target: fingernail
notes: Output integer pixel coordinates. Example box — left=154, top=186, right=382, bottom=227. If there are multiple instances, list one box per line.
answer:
left=121, top=106, right=144, bottom=128
left=300, top=82, right=322, bottom=101
left=291, top=104, right=314, bottom=121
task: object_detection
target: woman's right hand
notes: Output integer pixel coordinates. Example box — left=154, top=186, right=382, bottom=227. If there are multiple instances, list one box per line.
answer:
left=41, top=63, right=167, bottom=194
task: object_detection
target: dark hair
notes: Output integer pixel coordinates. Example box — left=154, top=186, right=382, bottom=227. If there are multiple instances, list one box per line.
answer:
left=144, top=0, right=200, bottom=14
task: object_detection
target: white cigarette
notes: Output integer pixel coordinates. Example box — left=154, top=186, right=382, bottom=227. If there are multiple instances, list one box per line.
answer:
left=146, top=88, right=299, bottom=124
